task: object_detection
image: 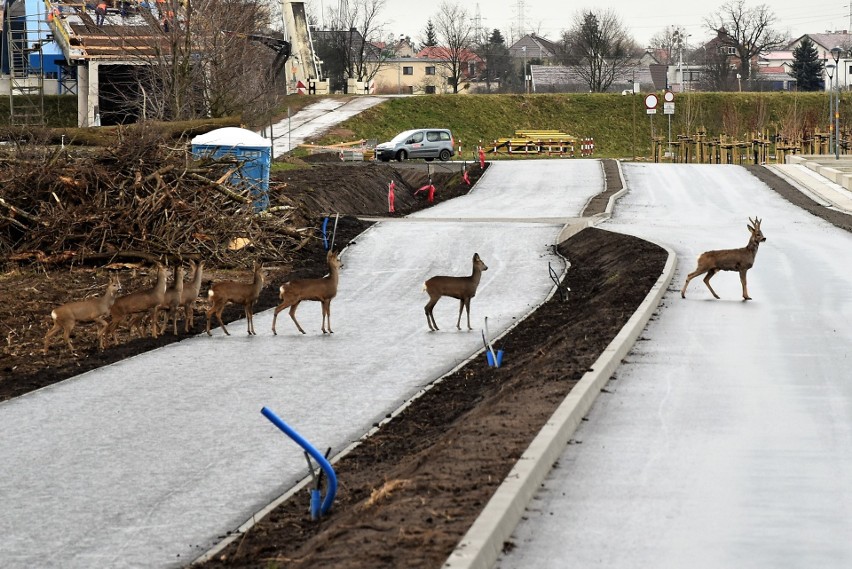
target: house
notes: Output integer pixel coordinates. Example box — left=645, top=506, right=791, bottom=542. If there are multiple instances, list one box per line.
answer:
left=371, top=55, right=449, bottom=94
left=787, top=32, right=852, bottom=90
left=508, top=34, right=559, bottom=65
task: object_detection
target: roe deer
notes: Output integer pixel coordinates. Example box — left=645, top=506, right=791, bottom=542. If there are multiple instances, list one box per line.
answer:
left=681, top=217, right=767, bottom=300
left=206, top=262, right=265, bottom=336
left=180, top=260, right=204, bottom=332
left=43, top=276, right=122, bottom=354
left=157, top=265, right=186, bottom=335
left=272, top=250, right=341, bottom=335
left=104, top=263, right=169, bottom=345
left=424, top=253, right=488, bottom=331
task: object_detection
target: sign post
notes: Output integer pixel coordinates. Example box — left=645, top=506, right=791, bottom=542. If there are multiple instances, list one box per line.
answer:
left=663, top=90, right=675, bottom=160
left=644, top=93, right=658, bottom=154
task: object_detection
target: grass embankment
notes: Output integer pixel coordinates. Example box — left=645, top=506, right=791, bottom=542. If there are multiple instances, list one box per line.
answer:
left=318, top=92, right=834, bottom=159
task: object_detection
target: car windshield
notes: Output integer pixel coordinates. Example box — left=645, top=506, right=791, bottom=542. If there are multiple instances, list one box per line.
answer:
left=390, top=130, right=417, bottom=143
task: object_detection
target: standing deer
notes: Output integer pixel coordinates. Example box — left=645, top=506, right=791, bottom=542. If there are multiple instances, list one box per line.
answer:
left=681, top=217, right=767, bottom=300
left=104, top=263, right=169, bottom=345
left=180, top=260, right=204, bottom=333
left=157, top=265, right=186, bottom=336
left=206, top=262, right=265, bottom=336
left=424, top=253, right=488, bottom=331
left=43, top=276, right=122, bottom=354
left=272, top=250, right=341, bottom=335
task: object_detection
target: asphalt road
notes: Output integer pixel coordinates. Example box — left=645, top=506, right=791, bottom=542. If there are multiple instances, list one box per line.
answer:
left=499, top=163, right=852, bottom=568
left=0, top=160, right=602, bottom=568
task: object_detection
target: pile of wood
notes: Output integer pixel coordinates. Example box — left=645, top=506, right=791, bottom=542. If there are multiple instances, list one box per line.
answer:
left=0, top=128, right=310, bottom=268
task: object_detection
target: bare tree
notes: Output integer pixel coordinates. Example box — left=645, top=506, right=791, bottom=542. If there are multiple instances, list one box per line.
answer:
left=433, top=1, right=475, bottom=93
left=704, top=0, right=787, bottom=82
left=648, top=25, right=691, bottom=65
left=100, top=0, right=282, bottom=123
left=558, top=9, right=640, bottom=92
left=314, top=0, right=388, bottom=92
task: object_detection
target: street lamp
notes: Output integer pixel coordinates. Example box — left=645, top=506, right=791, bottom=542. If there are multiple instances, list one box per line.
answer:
left=827, top=62, right=836, bottom=155
left=522, top=46, right=528, bottom=94
left=832, top=46, right=842, bottom=159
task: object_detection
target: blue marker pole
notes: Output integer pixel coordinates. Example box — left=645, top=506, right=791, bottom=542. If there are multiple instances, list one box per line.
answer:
left=261, top=407, right=338, bottom=517
left=322, top=217, right=330, bottom=250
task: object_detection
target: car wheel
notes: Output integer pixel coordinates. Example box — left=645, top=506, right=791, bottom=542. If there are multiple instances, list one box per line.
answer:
left=396, top=150, right=407, bottom=162
left=439, top=149, right=451, bottom=161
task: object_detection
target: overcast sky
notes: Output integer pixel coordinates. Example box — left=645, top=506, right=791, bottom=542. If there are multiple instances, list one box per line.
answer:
left=310, top=0, right=848, bottom=49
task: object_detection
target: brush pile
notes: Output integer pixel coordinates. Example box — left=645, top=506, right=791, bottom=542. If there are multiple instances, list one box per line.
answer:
left=0, top=126, right=309, bottom=268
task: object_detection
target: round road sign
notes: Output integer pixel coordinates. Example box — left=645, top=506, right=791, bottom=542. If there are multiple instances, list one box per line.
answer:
left=663, top=90, right=675, bottom=102
left=644, top=93, right=658, bottom=109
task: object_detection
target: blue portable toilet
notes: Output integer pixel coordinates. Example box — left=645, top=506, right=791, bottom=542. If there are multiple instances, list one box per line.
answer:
left=191, top=127, right=272, bottom=212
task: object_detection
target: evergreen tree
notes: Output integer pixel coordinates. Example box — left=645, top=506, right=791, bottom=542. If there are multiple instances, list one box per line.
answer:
left=421, top=19, right=438, bottom=48
left=790, top=37, right=824, bottom=91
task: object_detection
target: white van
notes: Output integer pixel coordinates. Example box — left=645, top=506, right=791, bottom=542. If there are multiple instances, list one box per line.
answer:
left=374, top=128, right=455, bottom=162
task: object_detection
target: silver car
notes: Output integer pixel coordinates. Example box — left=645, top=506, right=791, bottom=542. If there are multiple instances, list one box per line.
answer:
left=375, top=128, right=455, bottom=162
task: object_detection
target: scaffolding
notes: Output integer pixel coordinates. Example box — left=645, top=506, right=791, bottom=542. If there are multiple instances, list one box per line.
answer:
left=4, top=0, right=52, bottom=125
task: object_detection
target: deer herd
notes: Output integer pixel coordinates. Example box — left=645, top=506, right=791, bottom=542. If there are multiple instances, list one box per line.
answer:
left=43, top=216, right=767, bottom=356
left=43, top=249, right=490, bottom=355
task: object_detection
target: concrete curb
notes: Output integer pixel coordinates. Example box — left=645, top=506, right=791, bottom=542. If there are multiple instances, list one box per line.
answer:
left=443, top=159, right=677, bottom=569
left=443, top=238, right=676, bottom=569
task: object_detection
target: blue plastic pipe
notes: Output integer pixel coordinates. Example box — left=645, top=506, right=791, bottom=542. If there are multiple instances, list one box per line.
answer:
left=261, top=407, right=338, bottom=517
left=322, top=217, right=330, bottom=250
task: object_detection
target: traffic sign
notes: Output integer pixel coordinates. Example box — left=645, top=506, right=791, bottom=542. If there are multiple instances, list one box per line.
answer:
left=644, top=93, right=658, bottom=115
left=663, top=90, right=675, bottom=102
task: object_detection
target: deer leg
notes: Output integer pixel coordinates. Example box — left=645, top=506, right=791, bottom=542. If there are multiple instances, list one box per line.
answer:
left=149, top=307, right=160, bottom=338
left=184, top=304, right=194, bottom=333
left=289, top=302, right=306, bottom=334
left=62, top=324, right=76, bottom=353
left=681, top=268, right=706, bottom=298
left=322, top=300, right=333, bottom=334
left=244, top=305, right=255, bottom=335
left=455, top=299, right=466, bottom=330
left=96, top=317, right=109, bottom=350
left=464, top=298, right=473, bottom=330
left=272, top=302, right=285, bottom=335
left=703, top=269, right=721, bottom=299
left=425, top=297, right=439, bottom=331
left=43, top=322, right=63, bottom=354
left=740, top=270, right=751, bottom=300
left=211, top=302, right=230, bottom=336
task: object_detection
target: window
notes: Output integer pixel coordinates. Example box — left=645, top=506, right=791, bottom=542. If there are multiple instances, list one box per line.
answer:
left=403, top=66, right=413, bottom=75
left=427, top=131, right=439, bottom=142
left=425, top=85, right=436, bottom=94
left=425, top=66, right=435, bottom=75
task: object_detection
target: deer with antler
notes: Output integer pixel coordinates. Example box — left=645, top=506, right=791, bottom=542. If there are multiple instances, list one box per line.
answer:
left=681, top=217, right=767, bottom=301
left=272, top=250, right=341, bottom=335
left=43, top=276, right=122, bottom=354
left=424, top=253, right=488, bottom=331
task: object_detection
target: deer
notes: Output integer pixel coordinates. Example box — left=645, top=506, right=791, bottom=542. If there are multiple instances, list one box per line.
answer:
left=206, top=261, right=265, bottom=336
left=157, top=264, right=186, bottom=336
left=424, top=252, right=488, bottom=331
left=179, top=260, right=204, bottom=333
left=104, top=263, right=169, bottom=346
left=43, top=276, right=122, bottom=354
left=681, top=217, right=767, bottom=301
left=272, top=250, right=341, bottom=335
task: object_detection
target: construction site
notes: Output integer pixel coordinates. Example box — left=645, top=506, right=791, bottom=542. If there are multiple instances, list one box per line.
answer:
left=0, top=0, right=333, bottom=127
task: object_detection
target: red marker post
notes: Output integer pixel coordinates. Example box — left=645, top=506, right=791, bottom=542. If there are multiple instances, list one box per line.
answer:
left=388, top=180, right=395, bottom=213
left=478, top=146, right=485, bottom=169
